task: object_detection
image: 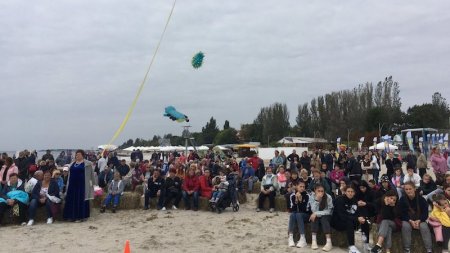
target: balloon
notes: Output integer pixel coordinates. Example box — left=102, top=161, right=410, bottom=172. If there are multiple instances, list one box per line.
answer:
left=163, top=106, right=189, bottom=122
left=191, top=51, right=204, bottom=69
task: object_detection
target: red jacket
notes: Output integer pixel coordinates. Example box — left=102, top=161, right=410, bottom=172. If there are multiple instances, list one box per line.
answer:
left=199, top=175, right=213, bottom=198
left=247, top=157, right=259, bottom=171
left=182, top=175, right=200, bottom=192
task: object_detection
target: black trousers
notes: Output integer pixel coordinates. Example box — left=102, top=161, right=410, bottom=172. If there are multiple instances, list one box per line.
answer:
left=258, top=191, right=275, bottom=209
left=163, top=191, right=182, bottom=207
left=333, top=218, right=370, bottom=245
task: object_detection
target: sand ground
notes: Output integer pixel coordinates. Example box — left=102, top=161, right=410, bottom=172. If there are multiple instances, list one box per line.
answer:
left=1, top=161, right=429, bottom=253
left=1, top=194, right=353, bottom=253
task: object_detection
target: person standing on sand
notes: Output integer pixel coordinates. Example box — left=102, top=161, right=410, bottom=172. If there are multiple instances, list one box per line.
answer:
left=63, top=149, right=96, bottom=222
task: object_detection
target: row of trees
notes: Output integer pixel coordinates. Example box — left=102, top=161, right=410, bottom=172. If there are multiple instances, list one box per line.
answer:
left=119, top=76, right=450, bottom=148
left=118, top=118, right=239, bottom=149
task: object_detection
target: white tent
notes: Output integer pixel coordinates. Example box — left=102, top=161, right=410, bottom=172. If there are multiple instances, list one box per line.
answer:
left=369, top=143, right=399, bottom=150
left=123, top=146, right=135, bottom=151
left=213, top=145, right=229, bottom=151
left=97, top=144, right=118, bottom=151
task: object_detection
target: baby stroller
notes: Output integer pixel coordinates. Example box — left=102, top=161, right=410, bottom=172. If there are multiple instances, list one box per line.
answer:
left=209, top=173, right=240, bottom=213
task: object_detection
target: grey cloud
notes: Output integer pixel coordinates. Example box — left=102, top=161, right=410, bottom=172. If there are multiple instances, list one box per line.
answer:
left=1, top=0, right=450, bottom=150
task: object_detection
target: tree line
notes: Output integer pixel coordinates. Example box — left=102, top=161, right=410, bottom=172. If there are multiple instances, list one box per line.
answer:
left=119, top=76, right=450, bottom=149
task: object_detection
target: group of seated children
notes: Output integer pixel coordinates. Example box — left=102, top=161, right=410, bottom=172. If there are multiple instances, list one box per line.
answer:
left=286, top=175, right=450, bottom=253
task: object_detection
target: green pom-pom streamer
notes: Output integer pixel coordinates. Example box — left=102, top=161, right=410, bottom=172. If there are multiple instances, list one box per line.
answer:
left=192, top=51, right=204, bottom=69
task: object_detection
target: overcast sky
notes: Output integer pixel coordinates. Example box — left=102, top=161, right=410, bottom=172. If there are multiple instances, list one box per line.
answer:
left=1, top=0, right=450, bottom=151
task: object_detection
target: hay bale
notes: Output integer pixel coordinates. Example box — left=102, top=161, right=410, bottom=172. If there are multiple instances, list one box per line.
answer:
left=371, top=223, right=440, bottom=253
left=254, top=195, right=287, bottom=212
left=135, top=185, right=144, bottom=194
left=94, top=192, right=141, bottom=210
left=251, top=181, right=261, bottom=194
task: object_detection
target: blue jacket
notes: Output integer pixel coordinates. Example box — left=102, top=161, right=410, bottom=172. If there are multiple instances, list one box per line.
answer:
left=1, top=179, right=25, bottom=199
left=242, top=166, right=255, bottom=180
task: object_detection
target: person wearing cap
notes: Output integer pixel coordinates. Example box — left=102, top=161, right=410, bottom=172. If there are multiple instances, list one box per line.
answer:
left=375, top=175, right=397, bottom=202
left=61, top=165, right=69, bottom=193
left=52, top=169, right=64, bottom=193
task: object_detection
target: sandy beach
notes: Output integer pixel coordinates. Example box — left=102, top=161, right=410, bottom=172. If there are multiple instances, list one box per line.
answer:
left=1, top=193, right=352, bottom=253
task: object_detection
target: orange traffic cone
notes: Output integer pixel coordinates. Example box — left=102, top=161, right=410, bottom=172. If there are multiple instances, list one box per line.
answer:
left=124, top=240, right=131, bottom=253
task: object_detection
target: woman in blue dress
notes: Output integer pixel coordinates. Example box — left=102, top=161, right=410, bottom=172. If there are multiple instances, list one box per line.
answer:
left=63, top=149, right=96, bottom=221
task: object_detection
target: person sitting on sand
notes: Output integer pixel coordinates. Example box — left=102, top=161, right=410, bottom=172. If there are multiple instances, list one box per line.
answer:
left=101, top=172, right=125, bottom=213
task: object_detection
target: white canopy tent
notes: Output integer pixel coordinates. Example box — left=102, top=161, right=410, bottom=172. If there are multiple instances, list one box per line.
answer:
left=122, top=145, right=210, bottom=152
left=97, top=144, right=118, bottom=151
left=369, top=143, right=398, bottom=150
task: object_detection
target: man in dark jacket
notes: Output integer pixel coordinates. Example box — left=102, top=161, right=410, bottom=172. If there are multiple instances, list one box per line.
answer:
left=385, top=152, right=395, bottom=178
left=116, top=160, right=130, bottom=177
left=98, top=165, right=114, bottom=188
left=162, top=168, right=182, bottom=210
left=346, top=152, right=362, bottom=182
left=299, top=151, right=311, bottom=172
left=42, top=150, right=54, bottom=161
left=287, top=150, right=300, bottom=166
left=144, top=169, right=164, bottom=210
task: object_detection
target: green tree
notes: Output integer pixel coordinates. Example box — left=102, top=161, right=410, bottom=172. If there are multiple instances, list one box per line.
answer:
left=201, top=117, right=220, bottom=144
left=214, top=128, right=238, bottom=145
left=223, top=120, right=230, bottom=130
left=254, top=103, right=290, bottom=145
left=239, top=123, right=261, bottom=142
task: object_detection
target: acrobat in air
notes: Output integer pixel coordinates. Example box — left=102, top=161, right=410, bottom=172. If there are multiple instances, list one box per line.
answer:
left=164, top=106, right=189, bottom=122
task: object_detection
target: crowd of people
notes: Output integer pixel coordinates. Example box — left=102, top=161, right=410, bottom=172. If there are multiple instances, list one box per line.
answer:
left=274, top=148, right=450, bottom=253
left=1, top=146, right=450, bottom=253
